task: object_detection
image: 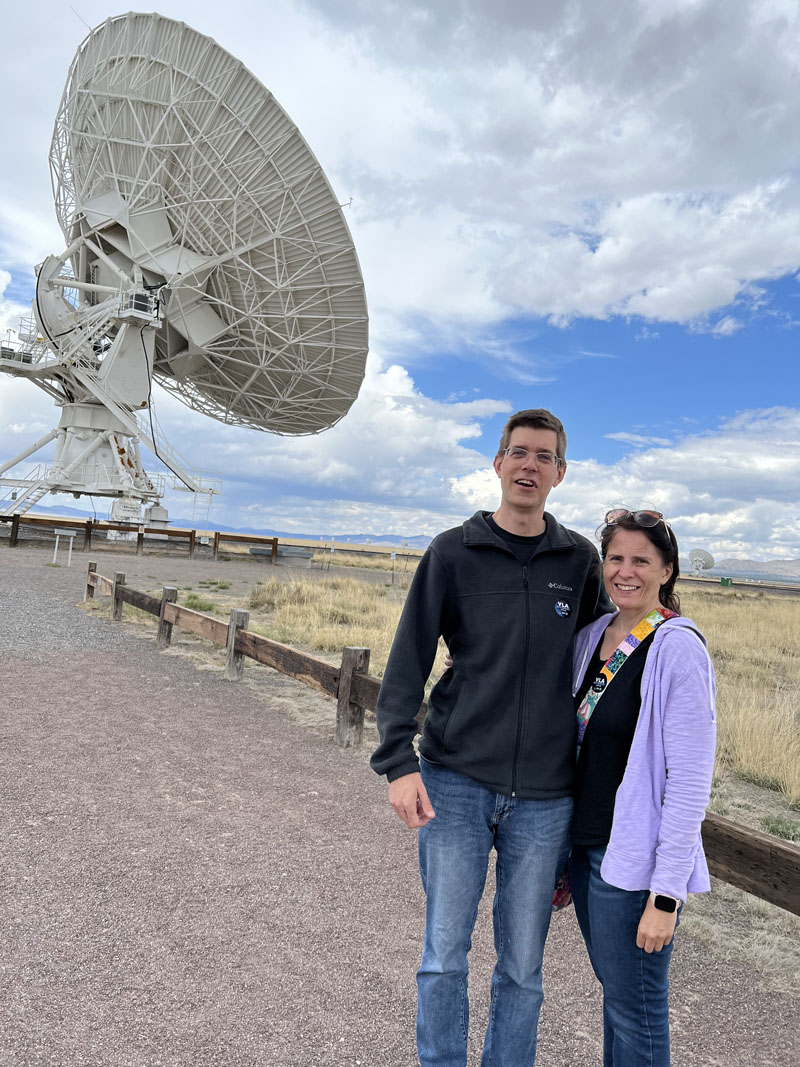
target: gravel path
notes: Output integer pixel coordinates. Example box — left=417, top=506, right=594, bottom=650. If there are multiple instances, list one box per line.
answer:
left=0, top=545, right=797, bottom=1066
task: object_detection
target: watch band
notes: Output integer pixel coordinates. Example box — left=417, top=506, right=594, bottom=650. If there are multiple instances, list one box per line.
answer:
left=649, top=891, right=680, bottom=913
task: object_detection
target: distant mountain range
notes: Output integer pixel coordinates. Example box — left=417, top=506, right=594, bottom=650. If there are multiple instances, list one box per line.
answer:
left=685, top=558, right=800, bottom=584
left=23, top=504, right=435, bottom=550
left=22, top=505, right=800, bottom=580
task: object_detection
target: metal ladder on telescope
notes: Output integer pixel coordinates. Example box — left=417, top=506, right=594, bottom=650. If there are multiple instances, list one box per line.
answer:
left=0, top=475, right=55, bottom=517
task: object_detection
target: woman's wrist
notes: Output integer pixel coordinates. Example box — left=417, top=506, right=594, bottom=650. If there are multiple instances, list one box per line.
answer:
left=648, top=891, right=681, bottom=913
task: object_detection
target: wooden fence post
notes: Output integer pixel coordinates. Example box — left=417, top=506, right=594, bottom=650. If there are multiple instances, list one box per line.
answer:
left=136, top=527, right=144, bottom=556
left=271, top=537, right=278, bottom=564
left=157, top=587, right=178, bottom=649
left=84, top=520, right=93, bottom=551
left=225, top=608, right=250, bottom=681
left=10, top=514, right=20, bottom=547
left=213, top=530, right=220, bottom=561
left=112, top=572, right=126, bottom=621
left=189, top=529, right=197, bottom=559
left=336, top=646, right=370, bottom=748
left=85, top=561, right=97, bottom=600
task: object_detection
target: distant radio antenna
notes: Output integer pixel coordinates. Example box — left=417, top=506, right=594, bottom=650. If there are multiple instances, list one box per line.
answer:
left=689, top=548, right=715, bottom=577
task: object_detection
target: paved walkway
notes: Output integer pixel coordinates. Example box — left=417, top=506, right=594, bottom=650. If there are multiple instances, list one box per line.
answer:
left=0, top=546, right=797, bottom=1066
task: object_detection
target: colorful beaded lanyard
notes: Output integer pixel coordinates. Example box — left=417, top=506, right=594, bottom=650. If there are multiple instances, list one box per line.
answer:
left=575, top=606, right=678, bottom=757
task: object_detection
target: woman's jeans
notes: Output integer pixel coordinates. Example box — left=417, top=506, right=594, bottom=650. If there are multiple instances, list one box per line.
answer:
left=568, top=845, right=679, bottom=1067
left=417, top=758, right=572, bottom=1067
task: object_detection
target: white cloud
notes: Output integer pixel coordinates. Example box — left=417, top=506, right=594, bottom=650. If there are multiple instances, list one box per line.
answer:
left=710, top=316, right=742, bottom=337
left=177, top=400, right=800, bottom=559
left=0, top=272, right=30, bottom=341
left=605, top=432, right=673, bottom=447
left=1, top=2, right=799, bottom=562
left=495, top=184, right=800, bottom=325
left=300, top=0, right=800, bottom=328
left=150, top=353, right=510, bottom=523
left=6, top=0, right=800, bottom=331
left=6, top=310, right=799, bottom=560
left=0, top=375, right=58, bottom=467
left=449, top=407, right=800, bottom=559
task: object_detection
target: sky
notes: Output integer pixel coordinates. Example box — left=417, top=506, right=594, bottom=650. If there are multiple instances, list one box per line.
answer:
left=1, top=0, right=799, bottom=559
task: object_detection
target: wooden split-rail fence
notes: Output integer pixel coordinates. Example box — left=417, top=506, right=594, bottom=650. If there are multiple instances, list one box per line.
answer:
left=1, top=512, right=279, bottom=561
left=85, top=562, right=800, bottom=919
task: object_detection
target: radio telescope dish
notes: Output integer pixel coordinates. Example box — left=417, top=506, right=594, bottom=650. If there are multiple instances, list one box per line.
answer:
left=0, top=11, right=368, bottom=522
left=689, top=549, right=715, bottom=577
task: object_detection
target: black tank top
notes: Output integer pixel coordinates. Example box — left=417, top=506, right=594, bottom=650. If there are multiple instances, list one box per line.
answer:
left=571, top=629, right=655, bottom=846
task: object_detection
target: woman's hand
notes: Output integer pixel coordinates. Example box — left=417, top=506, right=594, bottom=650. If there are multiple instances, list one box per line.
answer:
left=636, top=899, right=678, bottom=953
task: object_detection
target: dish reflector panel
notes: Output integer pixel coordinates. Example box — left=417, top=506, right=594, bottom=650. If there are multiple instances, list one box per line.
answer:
left=50, top=11, right=368, bottom=435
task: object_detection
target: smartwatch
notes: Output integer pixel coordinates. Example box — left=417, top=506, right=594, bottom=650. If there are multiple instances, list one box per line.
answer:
left=649, top=891, right=680, bottom=913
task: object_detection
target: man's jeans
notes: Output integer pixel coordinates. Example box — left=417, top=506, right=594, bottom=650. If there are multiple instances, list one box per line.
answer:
left=568, top=845, right=679, bottom=1067
left=417, top=757, right=572, bottom=1067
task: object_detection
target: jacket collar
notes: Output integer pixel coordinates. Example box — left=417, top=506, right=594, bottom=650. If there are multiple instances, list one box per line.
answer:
left=462, top=510, right=576, bottom=551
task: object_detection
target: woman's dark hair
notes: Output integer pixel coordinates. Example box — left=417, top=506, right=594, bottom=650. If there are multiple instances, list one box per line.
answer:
left=599, top=515, right=681, bottom=614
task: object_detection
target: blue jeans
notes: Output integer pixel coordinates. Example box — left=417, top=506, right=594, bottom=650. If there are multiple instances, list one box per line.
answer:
left=568, top=845, right=679, bottom=1067
left=417, top=758, right=572, bottom=1067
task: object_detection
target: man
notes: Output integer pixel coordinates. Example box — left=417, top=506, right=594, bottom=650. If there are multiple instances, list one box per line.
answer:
left=371, top=408, right=611, bottom=1067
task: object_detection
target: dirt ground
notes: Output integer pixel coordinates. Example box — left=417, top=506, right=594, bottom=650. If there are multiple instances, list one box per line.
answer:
left=1, top=540, right=798, bottom=1067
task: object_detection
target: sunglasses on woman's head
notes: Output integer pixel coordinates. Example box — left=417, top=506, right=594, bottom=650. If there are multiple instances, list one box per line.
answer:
left=604, top=509, right=666, bottom=529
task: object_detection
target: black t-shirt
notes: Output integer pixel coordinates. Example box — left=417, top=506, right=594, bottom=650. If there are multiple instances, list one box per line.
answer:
left=571, top=629, right=656, bottom=846
left=486, top=514, right=545, bottom=563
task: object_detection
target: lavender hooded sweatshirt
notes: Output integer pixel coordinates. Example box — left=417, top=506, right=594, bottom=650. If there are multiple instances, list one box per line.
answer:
left=572, top=614, right=717, bottom=901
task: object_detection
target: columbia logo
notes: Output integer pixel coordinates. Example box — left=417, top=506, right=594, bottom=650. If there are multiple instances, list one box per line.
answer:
left=548, top=582, right=573, bottom=592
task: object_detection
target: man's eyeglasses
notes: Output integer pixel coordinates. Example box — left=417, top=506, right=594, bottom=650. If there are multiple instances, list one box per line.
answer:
left=603, top=508, right=667, bottom=529
left=502, top=447, right=563, bottom=468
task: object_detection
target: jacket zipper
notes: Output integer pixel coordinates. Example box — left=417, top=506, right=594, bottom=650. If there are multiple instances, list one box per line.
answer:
left=511, top=564, right=531, bottom=796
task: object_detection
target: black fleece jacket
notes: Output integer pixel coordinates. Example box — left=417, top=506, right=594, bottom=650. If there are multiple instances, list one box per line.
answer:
left=371, top=510, right=611, bottom=799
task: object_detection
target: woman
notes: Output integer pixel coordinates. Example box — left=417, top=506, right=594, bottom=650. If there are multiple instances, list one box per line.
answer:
left=568, top=508, right=716, bottom=1067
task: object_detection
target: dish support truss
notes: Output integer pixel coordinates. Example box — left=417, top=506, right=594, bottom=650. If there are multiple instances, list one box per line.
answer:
left=0, top=240, right=221, bottom=520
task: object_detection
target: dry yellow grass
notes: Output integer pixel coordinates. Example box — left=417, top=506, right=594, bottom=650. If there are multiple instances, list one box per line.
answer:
left=311, top=549, right=420, bottom=575
left=243, top=576, right=800, bottom=806
left=211, top=538, right=422, bottom=575
left=101, top=563, right=798, bottom=808
left=678, top=587, right=800, bottom=806
left=245, top=575, right=448, bottom=686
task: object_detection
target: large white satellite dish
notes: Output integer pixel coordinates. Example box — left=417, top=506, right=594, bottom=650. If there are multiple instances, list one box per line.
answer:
left=689, top=548, right=715, bottom=577
left=0, top=11, right=368, bottom=523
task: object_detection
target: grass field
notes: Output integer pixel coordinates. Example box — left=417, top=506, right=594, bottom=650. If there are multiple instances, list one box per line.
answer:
left=245, top=574, right=449, bottom=685
left=105, top=561, right=796, bottom=819
left=678, top=587, right=800, bottom=808
left=240, top=576, right=800, bottom=810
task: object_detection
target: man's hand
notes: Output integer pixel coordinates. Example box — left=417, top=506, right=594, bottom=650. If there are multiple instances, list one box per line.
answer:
left=389, top=772, right=436, bottom=828
left=636, top=899, right=678, bottom=953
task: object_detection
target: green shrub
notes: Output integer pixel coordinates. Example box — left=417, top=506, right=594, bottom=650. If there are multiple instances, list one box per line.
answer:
left=183, top=593, right=217, bottom=613
left=760, top=815, right=800, bottom=841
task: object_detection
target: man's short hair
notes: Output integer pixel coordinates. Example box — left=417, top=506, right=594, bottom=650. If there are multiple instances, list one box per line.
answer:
left=497, top=409, right=567, bottom=461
